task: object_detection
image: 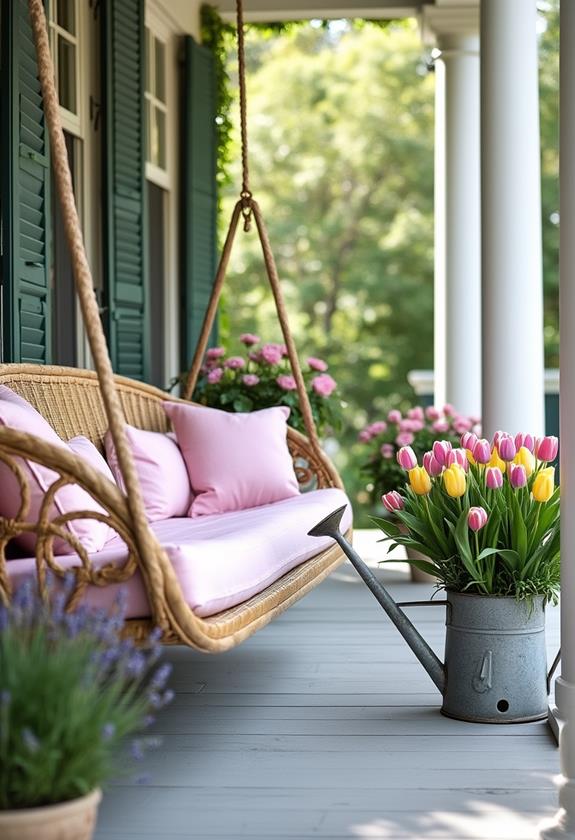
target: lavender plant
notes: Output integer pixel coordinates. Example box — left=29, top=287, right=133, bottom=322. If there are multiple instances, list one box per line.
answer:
left=0, top=579, right=173, bottom=810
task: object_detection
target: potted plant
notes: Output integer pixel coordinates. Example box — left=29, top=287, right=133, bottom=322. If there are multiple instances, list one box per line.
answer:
left=374, top=431, right=560, bottom=721
left=177, top=334, right=342, bottom=438
left=0, top=580, right=173, bottom=840
left=359, top=404, right=480, bottom=580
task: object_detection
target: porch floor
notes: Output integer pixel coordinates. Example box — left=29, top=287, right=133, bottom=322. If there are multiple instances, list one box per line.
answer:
left=95, top=535, right=560, bottom=840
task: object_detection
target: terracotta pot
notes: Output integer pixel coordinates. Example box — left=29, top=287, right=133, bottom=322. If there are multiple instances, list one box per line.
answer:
left=0, top=788, right=101, bottom=840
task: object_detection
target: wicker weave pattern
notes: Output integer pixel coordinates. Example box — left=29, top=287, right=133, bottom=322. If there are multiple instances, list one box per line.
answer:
left=0, top=364, right=347, bottom=650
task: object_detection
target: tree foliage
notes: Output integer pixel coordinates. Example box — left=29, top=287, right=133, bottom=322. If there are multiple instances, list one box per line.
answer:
left=217, top=13, right=558, bottom=518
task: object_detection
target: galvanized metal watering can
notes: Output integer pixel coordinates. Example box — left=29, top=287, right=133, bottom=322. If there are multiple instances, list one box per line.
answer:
left=309, top=505, right=554, bottom=724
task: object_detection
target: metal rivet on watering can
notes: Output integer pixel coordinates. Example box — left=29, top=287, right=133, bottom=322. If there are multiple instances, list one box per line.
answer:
left=309, top=506, right=550, bottom=725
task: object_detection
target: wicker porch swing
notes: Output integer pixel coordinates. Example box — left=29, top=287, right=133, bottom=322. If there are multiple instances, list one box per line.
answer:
left=0, top=0, right=350, bottom=650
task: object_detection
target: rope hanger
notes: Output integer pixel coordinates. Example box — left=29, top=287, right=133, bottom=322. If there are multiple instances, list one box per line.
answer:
left=182, top=0, right=323, bottom=459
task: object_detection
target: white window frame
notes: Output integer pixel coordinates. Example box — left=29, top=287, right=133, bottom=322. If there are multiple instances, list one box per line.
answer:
left=144, top=22, right=170, bottom=189
left=145, top=3, right=180, bottom=386
left=48, top=0, right=84, bottom=138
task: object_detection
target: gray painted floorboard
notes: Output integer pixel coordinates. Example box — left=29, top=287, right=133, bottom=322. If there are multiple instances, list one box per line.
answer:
left=95, top=566, right=561, bottom=840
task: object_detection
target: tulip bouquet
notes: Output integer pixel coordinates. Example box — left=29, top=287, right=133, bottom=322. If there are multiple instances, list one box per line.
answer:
left=177, top=334, right=342, bottom=438
left=376, top=432, right=560, bottom=602
left=359, top=404, right=480, bottom=505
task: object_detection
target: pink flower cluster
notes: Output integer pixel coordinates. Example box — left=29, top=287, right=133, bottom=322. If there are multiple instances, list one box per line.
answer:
left=358, top=404, right=479, bottom=449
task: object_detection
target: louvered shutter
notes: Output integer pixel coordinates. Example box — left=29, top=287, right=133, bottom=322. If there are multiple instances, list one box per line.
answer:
left=102, top=0, right=149, bottom=381
left=0, top=0, right=52, bottom=364
left=180, top=37, right=217, bottom=369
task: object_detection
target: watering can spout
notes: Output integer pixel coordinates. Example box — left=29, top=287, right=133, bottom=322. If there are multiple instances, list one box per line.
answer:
left=309, top=507, right=446, bottom=695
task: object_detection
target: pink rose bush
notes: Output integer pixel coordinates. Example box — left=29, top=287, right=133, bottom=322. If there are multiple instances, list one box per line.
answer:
left=375, top=430, right=560, bottom=602
left=359, top=403, right=480, bottom=504
left=187, top=335, right=342, bottom=438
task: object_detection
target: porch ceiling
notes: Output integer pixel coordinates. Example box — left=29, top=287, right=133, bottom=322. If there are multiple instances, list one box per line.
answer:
left=215, top=0, right=431, bottom=22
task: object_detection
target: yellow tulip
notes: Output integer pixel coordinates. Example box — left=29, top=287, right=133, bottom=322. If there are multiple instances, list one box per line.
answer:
left=409, top=466, right=432, bottom=495
left=532, top=467, right=555, bottom=502
left=466, top=450, right=476, bottom=466
left=488, top=447, right=506, bottom=473
left=443, top=463, right=466, bottom=498
left=514, top=446, right=535, bottom=477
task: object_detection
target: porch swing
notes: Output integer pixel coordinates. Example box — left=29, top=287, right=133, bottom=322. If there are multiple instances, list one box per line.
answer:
left=0, top=0, right=351, bottom=650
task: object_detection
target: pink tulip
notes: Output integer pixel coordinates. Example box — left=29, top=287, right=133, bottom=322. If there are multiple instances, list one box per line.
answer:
left=497, top=434, right=517, bottom=462
left=387, top=410, right=402, bottom=424
left=368, top=421, right=387, bottom=436
left=486, top=467, right=503, bottom=489
left=248, top=350, right=261, bottom=362
left=443, top=403, right=455, bottom=416
left=468, top=506, right=488, bottom=532
left=380, top=443, right=395, bottom=459
left=277, top=374, right=297, bottom=391
left=423, top=451, right=443, bottom=477
left=396, top=432, right=415, bottom=447
left=312, top=374, right=337, bottom=397
left=432, top=440, right=452, bottom=466
left=307, top=357, right=328, bottom=372
left=535, top=436, right=559, bottom=462
left=410, top=420, right=425, bottom=433
left=239, top=333, right=260, bottom=346
left=515, top=433, right=535, bottom=453
left=242, top=374, right=260, bottom=387
left=397, top=446, right=417, bottom=470
left=382, top=491, right=405, bottom=513
left=207, top=367, right=223, bottom=384
left=358, top=429, right=372, bottom=443
left=446, top=448, right=469, bottom=472
left=492, top=430, right=505, bottom=448
left=472, top=438, right=491, bottom=464
left=425, top=406, right=441, bottom=421
left=461, top=432, right=478, bottom=451
left=407, top=407, right=425, bottom=421
left=509, top=464, right=527, bottom=489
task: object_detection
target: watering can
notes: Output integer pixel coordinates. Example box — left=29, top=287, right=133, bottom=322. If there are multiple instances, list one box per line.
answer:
left=309, top=505, right=553, bottom=724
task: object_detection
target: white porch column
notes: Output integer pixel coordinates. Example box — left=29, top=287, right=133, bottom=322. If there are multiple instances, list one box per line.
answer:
left=480, top=0, right=545, bottom=439
left=423, top=6, right=481, bottom=418
left=540, top=2, right=575, bottom=837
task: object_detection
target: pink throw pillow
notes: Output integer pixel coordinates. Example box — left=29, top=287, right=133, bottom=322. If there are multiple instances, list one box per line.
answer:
left=164, top=403, right=300, bottom=517
left=104, top=425, right=192, bottom=522
left=68, top=436, right=116, bottom=486
left=0, top=395, right=113, bottom=554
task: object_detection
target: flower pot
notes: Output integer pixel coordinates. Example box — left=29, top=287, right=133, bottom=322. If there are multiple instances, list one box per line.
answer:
left=0, top=789, right=101, bottom=840
left=442, top=591, right=548, bottom=724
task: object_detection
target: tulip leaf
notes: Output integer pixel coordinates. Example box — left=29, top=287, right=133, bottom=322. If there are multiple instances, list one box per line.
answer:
left=371, top=517, right=402, bottom=538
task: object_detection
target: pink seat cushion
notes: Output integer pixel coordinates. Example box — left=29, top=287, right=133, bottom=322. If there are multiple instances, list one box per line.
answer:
left=164, top=402, right=300, bottom=518
left=104, top=425, right=192, bottom=522
left=6, top=488, right=352, bottom=618
left=0, top=389, right=114, bottom=554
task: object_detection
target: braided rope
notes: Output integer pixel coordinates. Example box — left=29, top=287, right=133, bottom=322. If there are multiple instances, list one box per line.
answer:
left=27, top=0, right=169, bottom=627
left=184, top=0, right=322, bottom=458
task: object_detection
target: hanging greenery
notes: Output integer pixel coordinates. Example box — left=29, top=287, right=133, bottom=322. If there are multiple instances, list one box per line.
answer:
left=200, top=4, right=235, bottom=205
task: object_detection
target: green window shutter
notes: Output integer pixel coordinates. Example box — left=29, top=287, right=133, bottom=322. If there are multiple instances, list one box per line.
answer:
left=102, top=0, right=149, bottom=381
left=180, top=37, right=217, bottom=369
left=0, top=0, right=52, bottom=364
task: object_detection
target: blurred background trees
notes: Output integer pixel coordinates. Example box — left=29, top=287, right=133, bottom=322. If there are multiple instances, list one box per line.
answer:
left=215, top=6, right=558, bottom=519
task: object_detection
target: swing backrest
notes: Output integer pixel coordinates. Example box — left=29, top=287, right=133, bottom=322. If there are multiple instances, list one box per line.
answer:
left=0, top=365, right=169, bottom=451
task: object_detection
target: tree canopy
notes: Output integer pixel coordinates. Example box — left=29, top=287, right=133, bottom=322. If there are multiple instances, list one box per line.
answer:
left=218, top=10, right=558, bottom=518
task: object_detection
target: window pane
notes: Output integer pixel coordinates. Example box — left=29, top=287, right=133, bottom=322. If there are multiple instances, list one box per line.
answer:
left=57, top=0, right=76, bottom=36
left=156, top=107, right=166, bottom=170
left=145, top=27, right=152, bottom=94
left=57, top=36, right=77, bottom=114
left=145, top=99, right=152, bottom=164
left=155, top=38, right=166, bottom=102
